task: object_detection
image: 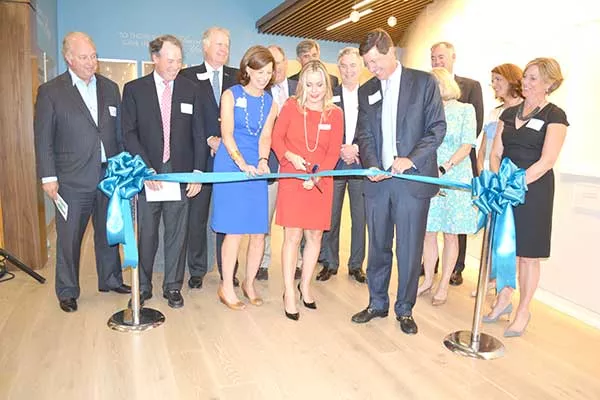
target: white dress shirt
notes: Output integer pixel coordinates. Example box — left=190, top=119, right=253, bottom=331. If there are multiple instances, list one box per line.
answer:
left=381, top=62, right=402, bottom=170
left=342, top=85, right=359, bottom=145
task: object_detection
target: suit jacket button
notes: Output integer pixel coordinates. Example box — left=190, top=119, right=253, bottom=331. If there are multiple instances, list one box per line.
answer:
left=218, top=118, right=221, bottom=122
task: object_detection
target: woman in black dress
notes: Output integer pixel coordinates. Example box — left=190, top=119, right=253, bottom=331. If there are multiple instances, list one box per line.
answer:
left=485, top=58, right=568, bottom=337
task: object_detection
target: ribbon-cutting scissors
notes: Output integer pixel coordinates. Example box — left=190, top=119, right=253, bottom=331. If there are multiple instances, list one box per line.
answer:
left=310, top=164, right=323, bottom=193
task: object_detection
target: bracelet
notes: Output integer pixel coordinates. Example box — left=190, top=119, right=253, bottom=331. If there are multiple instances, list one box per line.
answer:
left=230, top=150, right=242, bottom=162
left=258, top=157, right=268, bottom=163
left=438, top=165, right=446, bottom=175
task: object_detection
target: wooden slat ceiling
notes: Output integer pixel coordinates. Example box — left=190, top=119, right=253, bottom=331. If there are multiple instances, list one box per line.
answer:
left=256, top=0, right=433, bottom=45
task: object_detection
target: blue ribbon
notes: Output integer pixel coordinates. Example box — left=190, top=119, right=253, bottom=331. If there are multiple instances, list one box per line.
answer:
left=98, top=152, right=153, bottom=269
left=98, top=152, right=525, bottom=284
left=472, top=158, right=527, bottom=291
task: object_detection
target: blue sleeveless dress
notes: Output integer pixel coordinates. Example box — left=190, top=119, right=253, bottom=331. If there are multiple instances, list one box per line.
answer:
left=211, top=84, right=272, bottom=234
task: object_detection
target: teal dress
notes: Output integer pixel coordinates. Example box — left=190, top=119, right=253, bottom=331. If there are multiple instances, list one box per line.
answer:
left=426, top=100, right=478, bottom=234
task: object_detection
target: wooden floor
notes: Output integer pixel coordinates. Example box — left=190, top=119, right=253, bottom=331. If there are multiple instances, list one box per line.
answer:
left=1, top=219, right=599, bottom=400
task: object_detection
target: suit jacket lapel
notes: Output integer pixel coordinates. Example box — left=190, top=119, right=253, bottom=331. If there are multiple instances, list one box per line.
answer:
left=62, top=72, right=97, bottom=128
left=223, top=66, right=236, bottom=91
left=145, top=74, right=164, bottom=142
left=96, top=74, right=106, bottom=130
left=396, top=69, right=413, bottom=141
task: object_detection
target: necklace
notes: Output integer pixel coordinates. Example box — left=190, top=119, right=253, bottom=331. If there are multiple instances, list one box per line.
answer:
left=517, top=101, right=542, bottom=121
left=303, top=107, right=324, bottom=153
left=242, top=90, right=265, bottom=136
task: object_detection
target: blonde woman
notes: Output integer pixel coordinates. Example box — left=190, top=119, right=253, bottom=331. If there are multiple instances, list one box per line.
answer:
left=417, top=67, right=478, bottom=305
left=484, top=58, right=568, bottom=337
left=271, top=60, right=343, bottom=320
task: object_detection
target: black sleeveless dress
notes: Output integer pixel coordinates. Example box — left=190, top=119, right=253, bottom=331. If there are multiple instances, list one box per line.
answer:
left=500, top=103, right=569, bottom=258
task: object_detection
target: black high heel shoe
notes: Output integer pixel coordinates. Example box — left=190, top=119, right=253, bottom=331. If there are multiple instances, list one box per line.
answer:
left=297, top=283, right=317, bottom=310
left=283, top=293, right=299, bottom=321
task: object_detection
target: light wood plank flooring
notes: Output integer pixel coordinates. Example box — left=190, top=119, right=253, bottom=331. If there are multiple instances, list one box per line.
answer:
left=1, top=216, right=599, bottom=400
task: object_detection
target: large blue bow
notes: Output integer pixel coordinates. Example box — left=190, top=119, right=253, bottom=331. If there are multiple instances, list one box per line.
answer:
left=472, top=158, right=527, bottom=291
left=98, top=152, right=153, bottom=269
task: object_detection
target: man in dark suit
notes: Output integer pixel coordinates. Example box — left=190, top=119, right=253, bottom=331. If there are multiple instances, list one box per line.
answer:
left=255, top=45, right=298, bottom=281
left=179, top=27, right=239, bottom=289
left=430, top=41, right=484, bottom=286
left=351, top=29, right=446, bottom=335
left=122, top=35, right=206, bottom=308
left=34, top=32, right=130, bottom=313
left=288, top=39, right=339, bottom=88
left=316, top=47, right=366, bottom=284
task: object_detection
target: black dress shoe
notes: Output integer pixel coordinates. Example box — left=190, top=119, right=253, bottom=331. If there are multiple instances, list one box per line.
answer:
left=351, top=307, right=388, bottom=323
left=188, top=276, right=204, bottom=289
left=449, top=271, right=463, bottom=286
left=99, top=284, right=132, bottom=294
left=128, top=291, right=152, bottom=308
left=348, top=268, right=366, bottom=283
left=297, top=283, right=317, bottom=309
left=59, top=298, right=78, bottom=313
left=163, top=290, right=184, bottom=308
left=256, top=268, right=268, bottom=281
left=316, top=267, right=336, bottom=282
left=318, top=259, right=330, bottom=268
left=294, top=267, right=302, bottom=280
left=397, top=315, right=418, bottom=335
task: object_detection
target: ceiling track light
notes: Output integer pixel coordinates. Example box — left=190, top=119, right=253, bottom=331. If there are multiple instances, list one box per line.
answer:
left=326, top=8, right=373, bottom=31
left=352, top=0, right=376, bottom=10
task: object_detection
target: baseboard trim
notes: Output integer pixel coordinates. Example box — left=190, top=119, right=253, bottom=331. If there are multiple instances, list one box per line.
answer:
left=535, top=288, right=600, bottom=330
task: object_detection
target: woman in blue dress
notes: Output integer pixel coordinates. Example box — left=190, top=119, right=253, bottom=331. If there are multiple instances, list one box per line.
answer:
left=417, top=67, right=478, bottom=306
left=212, top=46, right=277, bottom=310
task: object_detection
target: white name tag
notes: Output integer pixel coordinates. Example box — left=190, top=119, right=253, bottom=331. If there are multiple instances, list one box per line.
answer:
left=108, top=106, right=117, bottom=117
left=318, top=123, right=331, bottom=130
left=235, top=97, right=247, bottom=108
left=526, top=118, right=544, bottom=131
left=332, top=95, right=341, bottom=103
left=181, top=103, right=193, bottom=114
left=368, top=91, right=382, bottom=105
left=196, top=72, right=210, bottom=81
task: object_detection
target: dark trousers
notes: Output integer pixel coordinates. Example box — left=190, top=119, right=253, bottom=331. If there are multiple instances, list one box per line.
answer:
left=186, top=183, right=211, bottom=278
left=321, top=176, right=366, bottom=271
left=55, top=185, right=122, bottom=300
left=453, top=148, right=479, bottom=273
left=138, top=163, right=189, bottom=293
left=187, top=184, right=238, bottom=279
left=364, top=179, right=430, bottom=317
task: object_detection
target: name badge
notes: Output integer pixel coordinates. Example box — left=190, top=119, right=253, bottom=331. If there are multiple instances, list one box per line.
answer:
left=332, top=95, right=341, bottom=104
left=196, top=72, right=210, bottom=81
left=526, top=118, right=544, bottom=131
left=108, top=106, right=117, bottom=117
left=181, top=103, right=193, bottom=114
left=368, top=91, right=382, bottom=105
left=318, top=123, right=331, bottom=130
left=235, top=97, right=247, bottom=108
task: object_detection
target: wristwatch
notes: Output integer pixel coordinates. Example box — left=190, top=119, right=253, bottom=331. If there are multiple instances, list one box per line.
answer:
left=438, top=165, right=446, bottom=175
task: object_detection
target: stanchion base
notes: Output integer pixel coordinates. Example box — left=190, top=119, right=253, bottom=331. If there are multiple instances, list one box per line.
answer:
left=107, top=308, right=165, bottom=332
left=443, top=330, right=505, bottom=360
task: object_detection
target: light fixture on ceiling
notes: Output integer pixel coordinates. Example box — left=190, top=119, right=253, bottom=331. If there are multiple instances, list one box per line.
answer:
left=387, top=16, right=397, bottom=27
left=350, top=10, right=361, bottom=23
left=326, top=8, right=373, bottom=31
left=351, top=0, right=376, bottom=9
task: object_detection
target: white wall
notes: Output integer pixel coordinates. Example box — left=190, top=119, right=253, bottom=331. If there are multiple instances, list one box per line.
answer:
left=401, top=0, right=600, bottom=324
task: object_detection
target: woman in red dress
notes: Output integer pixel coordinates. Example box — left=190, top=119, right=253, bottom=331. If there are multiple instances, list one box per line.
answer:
left=271, top=60, right=343, bottom=320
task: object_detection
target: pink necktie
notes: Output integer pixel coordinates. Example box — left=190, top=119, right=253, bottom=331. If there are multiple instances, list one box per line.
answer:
left=161, top=80, right=172, bottom=163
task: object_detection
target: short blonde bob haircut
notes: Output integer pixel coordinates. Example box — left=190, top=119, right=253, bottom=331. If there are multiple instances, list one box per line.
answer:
left=524, top=57, right=564, bottom=94
left=430, top=67, right=461, bottom=101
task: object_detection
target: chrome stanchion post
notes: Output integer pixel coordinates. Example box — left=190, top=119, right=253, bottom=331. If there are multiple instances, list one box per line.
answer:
left=108, top=195, right=165, bottom=332
left=443, top=213, right=505, bottom=360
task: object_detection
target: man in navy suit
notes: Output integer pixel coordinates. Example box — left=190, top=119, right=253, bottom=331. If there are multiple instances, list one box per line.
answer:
left=255, top=45, right=298, bottom=281
left=317, top=47, right=366, bottom=284
left=122, top=35, right=206, bottom=308
left=351, top=29, right=446, bottom=335
left=179, top=27, right=239, bottom=289
left=34, top=32, right=129, bottom=313
left=430, top=41, right=484, bottom=286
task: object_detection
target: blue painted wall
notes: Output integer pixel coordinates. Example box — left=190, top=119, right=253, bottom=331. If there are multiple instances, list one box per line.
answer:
left=57, top=0, right=355, bottom=75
